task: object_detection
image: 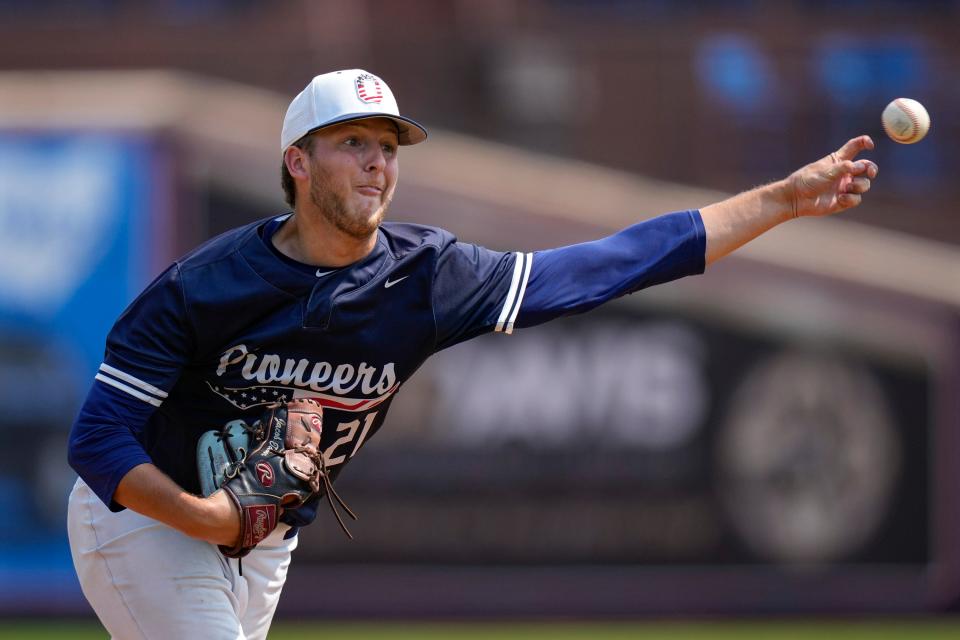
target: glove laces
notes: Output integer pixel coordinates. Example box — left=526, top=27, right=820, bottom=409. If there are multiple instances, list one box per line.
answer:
left=290, top=444, right=358, bottom=539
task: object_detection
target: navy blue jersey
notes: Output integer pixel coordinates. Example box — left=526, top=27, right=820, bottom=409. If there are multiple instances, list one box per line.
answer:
left=68, top=210, right=705, bottom=529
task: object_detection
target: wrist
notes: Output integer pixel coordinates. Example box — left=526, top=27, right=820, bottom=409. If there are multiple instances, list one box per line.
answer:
left=182, top=491, right=239, bottom=546
left=205, top=490, right=241, bottom=547
left=762, top=178, right=796, bottom=222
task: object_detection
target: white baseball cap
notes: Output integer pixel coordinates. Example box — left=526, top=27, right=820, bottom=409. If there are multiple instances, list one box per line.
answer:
left=280, top=69, right=428, bottom=151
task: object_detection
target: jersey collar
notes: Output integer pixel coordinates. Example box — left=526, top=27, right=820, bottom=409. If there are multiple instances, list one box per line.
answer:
left=238, top=215, right=391, bottom=329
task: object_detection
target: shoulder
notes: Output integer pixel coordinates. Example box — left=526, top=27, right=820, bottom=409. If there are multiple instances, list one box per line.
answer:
left=176, top=215, right=277, bottom=272
left=379, top=222, right=458, bottom=259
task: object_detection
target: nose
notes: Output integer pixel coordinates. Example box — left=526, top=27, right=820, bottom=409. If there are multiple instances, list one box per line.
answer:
left=364, top=146, right=387, bottom=174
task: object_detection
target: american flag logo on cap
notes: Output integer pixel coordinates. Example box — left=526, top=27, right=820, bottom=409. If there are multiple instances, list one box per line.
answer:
left=355, top=73, right=384, bottom=104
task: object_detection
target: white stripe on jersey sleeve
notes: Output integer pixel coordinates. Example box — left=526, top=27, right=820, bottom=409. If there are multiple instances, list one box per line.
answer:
left=495, top=252, right=527, bottom=333
left=99, top=363, right=169, bottom=398
left=504, top=252, right=533, bottom=335
left=95, top=373, right=163, bottom=407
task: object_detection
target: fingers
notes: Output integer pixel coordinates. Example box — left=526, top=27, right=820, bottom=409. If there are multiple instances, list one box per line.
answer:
left=829, top=160, right=859, bottom=178
left=830, top=159, right=878, bottom=179
left=838, top=193, right=862, bottom=208
left=849, top=157, right=878, bottom=178
left=835, top=135, right=874, bottom=161
left=844, top=176, right=871, bottom=194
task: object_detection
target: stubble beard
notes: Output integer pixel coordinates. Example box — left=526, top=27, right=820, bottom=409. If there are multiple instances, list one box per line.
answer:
left=309, top=165, right=392, bottom=240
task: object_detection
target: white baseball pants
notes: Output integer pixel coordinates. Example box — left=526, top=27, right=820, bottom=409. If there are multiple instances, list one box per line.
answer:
left=67, top=477, right=297, bottom=640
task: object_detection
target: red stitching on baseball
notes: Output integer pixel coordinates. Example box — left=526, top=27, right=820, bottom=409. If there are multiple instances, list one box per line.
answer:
left=893, top=98, right=921, bottom=142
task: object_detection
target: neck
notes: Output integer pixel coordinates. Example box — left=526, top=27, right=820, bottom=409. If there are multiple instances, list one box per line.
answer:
left=272, top=207, right=378, bottom=268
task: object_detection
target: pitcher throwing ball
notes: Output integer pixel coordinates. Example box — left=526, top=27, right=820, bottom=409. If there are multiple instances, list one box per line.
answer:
left=67, top=69, right=878, bottom=639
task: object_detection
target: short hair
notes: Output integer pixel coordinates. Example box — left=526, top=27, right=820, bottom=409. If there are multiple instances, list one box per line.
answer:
left=280, top=135, right=316, bottom=209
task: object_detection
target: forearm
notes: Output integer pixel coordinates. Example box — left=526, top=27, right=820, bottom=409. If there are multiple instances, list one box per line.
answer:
left=700, top=179, right=793, bottom=266
left=114, top=463, right=239, bottom=546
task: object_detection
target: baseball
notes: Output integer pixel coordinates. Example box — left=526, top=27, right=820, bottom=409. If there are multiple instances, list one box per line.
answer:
left=881, top=98, right=930, bottom=144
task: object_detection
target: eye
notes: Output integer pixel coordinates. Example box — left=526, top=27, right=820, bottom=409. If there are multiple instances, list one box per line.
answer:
left=382, top=143, right=397, bottom=155
left=344, top=137, right=360, bottom=147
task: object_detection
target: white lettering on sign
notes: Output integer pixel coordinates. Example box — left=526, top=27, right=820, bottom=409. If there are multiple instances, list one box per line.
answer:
left=429, top=323, right=709, bottom=450
left=0, top=138, right=120, bottom=316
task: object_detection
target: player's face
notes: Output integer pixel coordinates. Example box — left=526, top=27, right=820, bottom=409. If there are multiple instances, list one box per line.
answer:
left=304, top=119, right=399, bottom=239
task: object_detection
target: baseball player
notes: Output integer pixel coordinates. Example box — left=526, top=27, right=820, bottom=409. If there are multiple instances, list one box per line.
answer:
left=66, top=69, right=878, bottom=639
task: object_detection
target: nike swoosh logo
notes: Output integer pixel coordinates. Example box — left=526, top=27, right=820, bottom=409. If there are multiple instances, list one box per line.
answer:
left=384, top=276, right=409, bottom=289
left=316, top=269, right=336, bottom=278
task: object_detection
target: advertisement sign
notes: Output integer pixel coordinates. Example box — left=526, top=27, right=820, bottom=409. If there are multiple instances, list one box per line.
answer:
left=0, top=132, right=168, bottom=609
left=284, top=296, right=949, bottom=614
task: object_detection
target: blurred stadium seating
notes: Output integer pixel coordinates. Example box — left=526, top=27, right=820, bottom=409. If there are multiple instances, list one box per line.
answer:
left=0, top=0, right=958, bottom=627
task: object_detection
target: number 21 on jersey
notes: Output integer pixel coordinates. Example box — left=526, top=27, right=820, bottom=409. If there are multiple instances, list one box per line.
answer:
left=323, top=411, right=377, bottom=466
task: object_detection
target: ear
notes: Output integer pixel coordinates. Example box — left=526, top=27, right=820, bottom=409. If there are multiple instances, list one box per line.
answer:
left=283, top=145, right=310, bottom=181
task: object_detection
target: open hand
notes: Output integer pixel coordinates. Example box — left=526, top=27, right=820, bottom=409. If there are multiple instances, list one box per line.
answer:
left=786, top=135, right=879, bottom=218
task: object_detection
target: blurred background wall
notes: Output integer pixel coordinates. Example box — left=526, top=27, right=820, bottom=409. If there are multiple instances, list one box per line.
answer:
left=0, top=0, right=958, bottom=621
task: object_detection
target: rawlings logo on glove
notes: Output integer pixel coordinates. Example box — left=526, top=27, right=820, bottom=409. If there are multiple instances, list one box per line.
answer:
left=196, top=398, right=356, bottom=558
left=255, top=462, right=274, bottom=487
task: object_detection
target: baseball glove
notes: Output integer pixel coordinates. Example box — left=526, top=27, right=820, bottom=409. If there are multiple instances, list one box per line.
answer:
left=196, top=398, right=356, bottom=558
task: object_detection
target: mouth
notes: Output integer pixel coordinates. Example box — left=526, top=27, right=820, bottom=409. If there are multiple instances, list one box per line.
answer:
left=356, top=185, right=384, bottom=197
